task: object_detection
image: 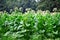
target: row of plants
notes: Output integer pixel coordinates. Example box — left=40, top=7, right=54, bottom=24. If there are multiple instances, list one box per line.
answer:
left=0, top=11, right=60, bottom=40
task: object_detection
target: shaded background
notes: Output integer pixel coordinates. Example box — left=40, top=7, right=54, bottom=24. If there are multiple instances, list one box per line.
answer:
left=0, top=0, right=60, bottom=13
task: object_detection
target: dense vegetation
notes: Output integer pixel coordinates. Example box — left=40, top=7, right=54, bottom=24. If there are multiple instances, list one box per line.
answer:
left=0, top=0, right=60, bottom=12
left=0, top=0, right=60, bottom=40
left=0, top=11, right=60, bottom=40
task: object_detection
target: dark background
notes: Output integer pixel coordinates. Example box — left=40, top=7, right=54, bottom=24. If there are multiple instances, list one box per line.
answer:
left=0, top=0, right=60, bottom=13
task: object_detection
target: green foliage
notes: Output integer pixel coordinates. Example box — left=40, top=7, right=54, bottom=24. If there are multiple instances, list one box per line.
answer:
left=0, top=11, right=60, bottom=40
